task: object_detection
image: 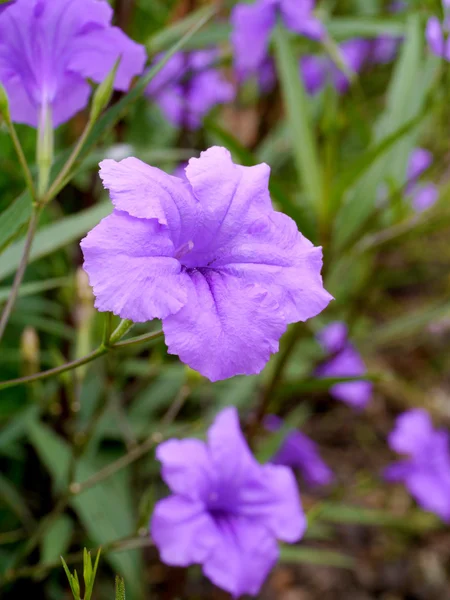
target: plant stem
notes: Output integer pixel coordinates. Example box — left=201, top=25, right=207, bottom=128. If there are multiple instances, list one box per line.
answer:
left=0, top=208, right=41, bottom=344
left=6, top=120, right=36, bottom=202
left=43, top=120, right=94, bottom=204
left=0, top=329, right=164, bottom=390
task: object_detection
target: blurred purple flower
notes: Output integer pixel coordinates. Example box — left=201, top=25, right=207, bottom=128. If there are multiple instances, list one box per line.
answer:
left=0, top=0, right=146, bottom=128
left=405, top=148, right=438, bottom=212
left=370, top=35, right=401, bottom=64
left=151, top=407, right=306, bottom=597
left=426, top=11, right=450, bottom=60
left=316, top=321, right=372, bottom=408
left=265, top=415, right=334, bottom=487
left=146, top=50, right=234, bottom=130
left=301, top=39, right=370, bottom=95
left=384, top=409, right=450, bottom=522
left=231, top=0, right=325, bottom=81
left=81, top=147, right=332, bottom=381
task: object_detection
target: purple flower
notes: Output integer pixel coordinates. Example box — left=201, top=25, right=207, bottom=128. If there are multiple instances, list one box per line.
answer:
left=265, top=415, right=334, bottom=487
left=405, top=148, right=438, bottom=212
left=426, top=12, right=450, bottom=60
left=370, top=35, right=401, bottom=64
left=81, top=147, right=332, bottom=382
left=384, top=409, right=450, bottom=522
left=0, top=0, right=146, bottom=127
left=146, top=50, right=234, bottom=130
left=151, top=407, right=306, bottom=597
left=316, top=321, right=372, bottom=408
left=301, top=39, right=370, bottom=96
left=231, top=0, right=325, bottom=81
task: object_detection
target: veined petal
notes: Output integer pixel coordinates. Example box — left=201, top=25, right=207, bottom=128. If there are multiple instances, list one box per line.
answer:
left=151, top=496, right=219, bottom=567
left=203, top=516, right=279, bottom=597
left=185, top=146, right=272, bottom=257
left=99, top=157, right=198, bottom=247
left=81, top=210, right=189, bottom=321
left=209, top=211, right=333, bottom=323
left=163, top=270, right=287, bottom=381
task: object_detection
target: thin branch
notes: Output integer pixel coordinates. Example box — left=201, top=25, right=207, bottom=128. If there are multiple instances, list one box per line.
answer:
left=0, top=330, right=164, bottom=391
left=0, top=208, right=41, bottom=343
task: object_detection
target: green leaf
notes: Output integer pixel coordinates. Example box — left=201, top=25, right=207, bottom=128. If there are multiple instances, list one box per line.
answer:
left=326, top=17, right=405, bottom=39
left=0, top=277, right=69, bottom=304
left=0, top=202, right=110, bottom=282
left=0, top=472, right=35, bottom=530
left=273, top=24, right=322, bottom=235
left=28, top=422, right=143, bottom=599
left=0, top=192, right=31, bottom=253
left=280, top=545, right=354, bottom=569
left=61, top=557, right=81, bottom=600
left=333, top=16, right=436, bottom=250
left=41, top=516, right=73, bottom=563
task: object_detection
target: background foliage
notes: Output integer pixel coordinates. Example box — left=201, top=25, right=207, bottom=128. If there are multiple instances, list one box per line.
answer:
left=0, top=0, right=450, bottom=598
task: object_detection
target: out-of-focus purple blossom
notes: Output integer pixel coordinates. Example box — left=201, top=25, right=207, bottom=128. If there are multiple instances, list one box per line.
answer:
left=0, top=0, right=146, bottom=128
left=81, top=147, right=332, bottom=382
left=231, top=0, right=325, bottom=82
left=316, top=321, right=372, bottom=408
left=301, top=39, right=371, bottom=96
left=405, top=148, right=438, bottom=212
left=264, top=415, right=334, bottom=487
left=151, top=407, right=306, bottom=597
left=384, top=409, right=450, bottom=522
left=426, top=13, right=450, bottom=60
left=146, top=50, right=234, bottom=130
left=370, top=35, right=401, bottom=64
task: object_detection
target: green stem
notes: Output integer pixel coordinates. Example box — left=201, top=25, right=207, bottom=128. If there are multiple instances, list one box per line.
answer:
left=0, top=329, right=164, bottom=391
left=43, top=119, right=94, bottom=204
left=6, top=119, right=36, bottom=202
left=0, top=208, right=41, bottom=344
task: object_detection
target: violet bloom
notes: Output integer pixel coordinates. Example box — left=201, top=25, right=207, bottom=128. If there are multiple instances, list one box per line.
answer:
left=151, top=407, right=305, bottom=597
left=0, top=0, right=146, bottom=128
left=81, top=147, right=332, bottom=382
left=265, top=415, right=334, bottom=487
left=405, top=148, right=438, bottom=212
left=316, top=321, right=372, bottom=408
left=384, top=409, right=450, bottom=522
left=426, top=0, right=450, bottom=61
left=231, top=0, right=325, bottom=81
left=146, top=50, right=234, bottom=130
left=301, top=39, right=370, bottom=96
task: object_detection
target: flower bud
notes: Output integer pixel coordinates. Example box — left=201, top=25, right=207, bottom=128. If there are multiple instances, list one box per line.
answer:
left=90, top=57, right=121, bottom=123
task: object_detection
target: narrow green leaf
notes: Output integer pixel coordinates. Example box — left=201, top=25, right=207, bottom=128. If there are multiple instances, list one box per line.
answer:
left=0, top=202, right=110, bottom=282
left=273, top=24, right=322, bottom=232
left=280, top=545, right=354, bottom=569
left=0, top=192, right=31, bottom=253
left=326, top=17, right=405, bottom=39
left=60, top=557, right=81, bottom=600
left=42, top=516, right=73, bottom=563
left=0, top=277, right=69, bottom=304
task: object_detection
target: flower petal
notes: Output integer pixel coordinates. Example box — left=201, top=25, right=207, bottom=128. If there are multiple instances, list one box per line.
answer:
left=388, top=409, right=434, bottom=456
left=203, top=516, right=279, bottom=597
left=317, top=321, right=348, bottom=354
left=411, top=183, right=438, bottom=213
left=80, top=210, right=189, bottom=321
left=280, top=0, right=325, bottom=40
left=209, top=211, right=332, bottom=323
left=426, top=17, right=444, bottom=57
left=156, top=439, right=214, bottom=502
left=163, top=270, right=287, bottom=381
left=231, top=0, right=276, bottom=79
left=406, top=470, right=450, bottom=522
left=185, top=147, right=273, bottom=256
left=68, top=26, right=146, bottom=92
left=99, top=157, right=198, bottom=247
left=238, top=462, right=306, bottom=543
left=151, top=495, right=219, bottom=567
